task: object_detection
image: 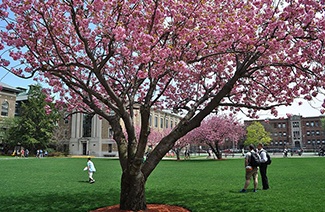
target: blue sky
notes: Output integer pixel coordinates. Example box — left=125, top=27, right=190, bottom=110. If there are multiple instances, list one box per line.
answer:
left=0, top=69, right=36, bottom=88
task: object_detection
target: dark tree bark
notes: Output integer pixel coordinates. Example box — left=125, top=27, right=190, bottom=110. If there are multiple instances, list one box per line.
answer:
left=120, top=170, right=147, bottom=210
left=208, top=142, right=222, bottom=159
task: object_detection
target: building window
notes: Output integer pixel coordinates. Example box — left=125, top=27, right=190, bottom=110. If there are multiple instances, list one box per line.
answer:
left=293, top=131, right=300, bottom=139
left=283, top=132, right=287, bottom=136
left=154, top=116, right=158, bottom=128
left=306, top=131, right=310, bottom=136
left=306, top=122, right=309, bottom=126
left=83, top=114, right=93, bottom=137
left=108, top=144, right=112, bottom=152
left=310, top=122, right=314, bottom=127
left=315, top=121, right=319, bottom=127
left=160, top=117, right=164, bottom=128
left=1, top=101, right=9, bottom=116
left=293, top=121, right=300, bottom=128
left=171, top=121, right=173, bottom=129
left=149, top=115, right=152, bottom=126
left=308, top=140, right=311, bottom=144
left=282, top=123, right=286, bottom=128
left=316, top=130, right=320, bottom=135
left=311, top=131, right=315, bottom=136
left=278, top=123, right=282, bottom=128
left=108, top=128, right=114, bottom=139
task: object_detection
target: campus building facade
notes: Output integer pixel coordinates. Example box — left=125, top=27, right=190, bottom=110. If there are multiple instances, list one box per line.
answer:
left=244, top=115, right=325, bottom=152
left=0, top=83, right=22, bottom=148
left=68, top=108, right=182, bottom=157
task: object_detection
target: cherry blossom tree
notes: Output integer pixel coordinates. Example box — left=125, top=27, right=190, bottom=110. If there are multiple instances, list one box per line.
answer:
left=1, top=0, right=325, bottom=210
left=190, top=115, right=245, bottom=159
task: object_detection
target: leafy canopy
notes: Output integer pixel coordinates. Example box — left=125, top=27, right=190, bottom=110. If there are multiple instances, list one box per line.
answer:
left=5, top=85, right=59, bottom=151
left=244, top=121, right=272, bottom=146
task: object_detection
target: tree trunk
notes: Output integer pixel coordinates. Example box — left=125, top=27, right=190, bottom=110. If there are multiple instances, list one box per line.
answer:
left=208, top=143, right=222, bottom=159
left=120, top=171, right=147, bottom=211
left=174, top=149, right=180, bottom=160
left=214, top=141, right=222, bottom=159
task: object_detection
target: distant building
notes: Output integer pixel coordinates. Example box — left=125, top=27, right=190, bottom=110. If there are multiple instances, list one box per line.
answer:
left=68, top=107, right=182, bottom=157
left=244, top=115, right=325, bottom=151
left=0, top=82, right=21, bottom=119
left=0, top=82, right=25, bottom=152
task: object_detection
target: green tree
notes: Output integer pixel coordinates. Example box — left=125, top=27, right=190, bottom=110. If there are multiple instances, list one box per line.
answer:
left=320, top=118, right=325, bottom=133
left=244, top=122, right=271, bottom=146
left=0, top=117, right=16, bottom=153
left=5, top=85, right=58, bottom=152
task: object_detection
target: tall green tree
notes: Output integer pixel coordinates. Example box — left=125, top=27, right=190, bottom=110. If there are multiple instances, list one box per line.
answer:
left=320, top=118, right=325, bottom=134
left=244, top=122, right=271, bottom=146
left=0, top=117, right=16, bottom=153
left=5, top=85, right=58, bottom=151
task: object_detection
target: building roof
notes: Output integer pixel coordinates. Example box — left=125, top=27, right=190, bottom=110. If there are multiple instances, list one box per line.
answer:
left=0, top=82, right=21, bottom=94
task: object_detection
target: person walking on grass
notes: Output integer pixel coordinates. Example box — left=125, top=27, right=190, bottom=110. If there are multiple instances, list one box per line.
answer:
left=240, top=144, right=259, bottom=193
left=84, top=157, right=96, bottom=183
left=257, top=143, right=269, bottom=190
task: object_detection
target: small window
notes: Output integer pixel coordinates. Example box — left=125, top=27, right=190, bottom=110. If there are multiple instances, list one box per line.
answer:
left=1, top=101, right=9, bottom=116
left=108, top=128, right=114, bottom=138
left=149, top=115, right=152, bottom=126
left=154, top=117, right=158, bottom=128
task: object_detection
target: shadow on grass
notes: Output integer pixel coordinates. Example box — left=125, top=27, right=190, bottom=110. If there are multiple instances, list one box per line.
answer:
left=78, top=180, right=91, bottom=183
left=0, top=190, right=120, bottom=212
left=146, top=188, right=253, bottom=212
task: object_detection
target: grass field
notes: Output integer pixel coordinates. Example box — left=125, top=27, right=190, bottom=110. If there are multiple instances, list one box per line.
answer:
left=1, top=156, right=325, bottom=212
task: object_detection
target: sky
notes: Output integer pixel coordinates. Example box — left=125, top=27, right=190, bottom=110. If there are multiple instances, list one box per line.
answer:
left=0, top=70, right=36, bottom=88
left=1, top=69, right=324, bottom=121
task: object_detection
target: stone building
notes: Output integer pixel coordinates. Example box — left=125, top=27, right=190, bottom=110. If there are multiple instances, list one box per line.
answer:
left=68, top=108, right=182, bottom=157
left=0, top=83, right=22, bottom=152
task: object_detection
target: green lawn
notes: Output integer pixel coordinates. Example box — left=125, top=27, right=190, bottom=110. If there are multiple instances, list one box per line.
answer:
left=1, top=156, right=324, bottom=212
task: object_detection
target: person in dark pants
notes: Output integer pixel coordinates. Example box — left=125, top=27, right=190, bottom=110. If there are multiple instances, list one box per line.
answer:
left=257, top=143, right=269, bottom=190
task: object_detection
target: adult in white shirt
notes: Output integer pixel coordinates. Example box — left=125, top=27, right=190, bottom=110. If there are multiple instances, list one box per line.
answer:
left=257, top=143, right=269, bottom=190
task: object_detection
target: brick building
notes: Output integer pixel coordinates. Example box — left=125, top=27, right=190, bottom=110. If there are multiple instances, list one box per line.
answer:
left=244, top=115, right=325, bottom=152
